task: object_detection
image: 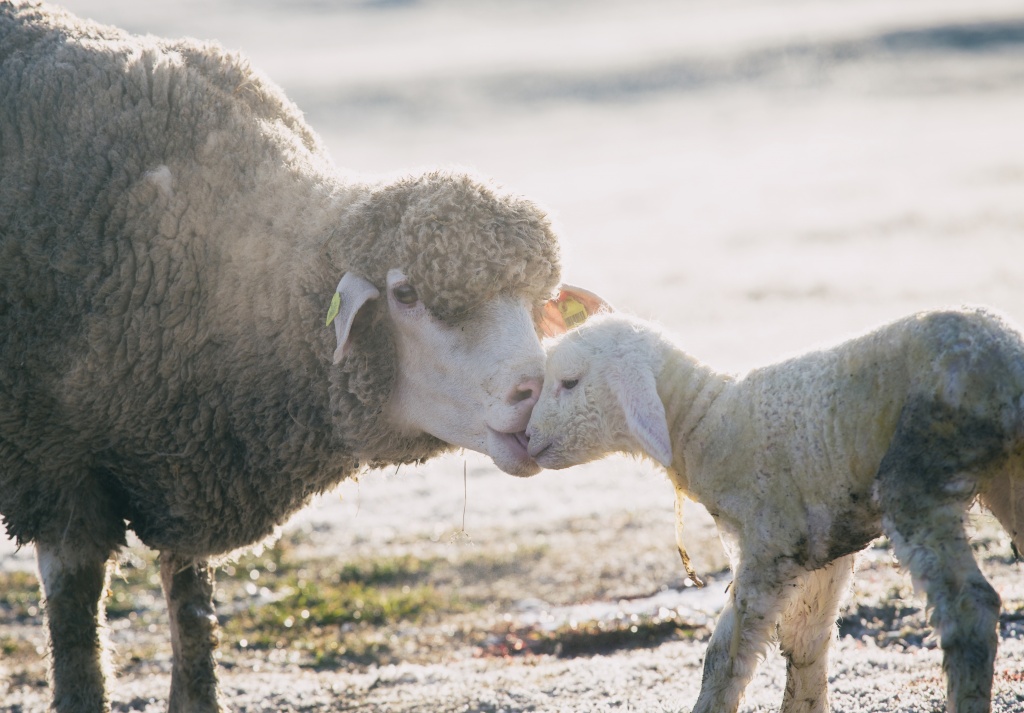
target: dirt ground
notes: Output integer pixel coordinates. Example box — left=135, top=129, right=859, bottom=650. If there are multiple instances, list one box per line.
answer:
left=4, top=0, right=1024, bottom=710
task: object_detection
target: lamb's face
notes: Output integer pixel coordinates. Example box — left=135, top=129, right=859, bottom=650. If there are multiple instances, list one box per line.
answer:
left=525, top=334, right=621, bottom=469
left=382, top=269, right=546, bottom=476
left=526, top=316, right=674, bottom=470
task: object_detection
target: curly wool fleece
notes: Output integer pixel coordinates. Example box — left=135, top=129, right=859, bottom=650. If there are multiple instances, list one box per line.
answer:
left=0, top=2, right=560, bottom=558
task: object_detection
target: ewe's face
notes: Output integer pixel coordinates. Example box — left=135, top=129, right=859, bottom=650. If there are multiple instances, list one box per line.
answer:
left=525, top=337, right=619, bottom=469
left=382, top=269, right=546, bottom=476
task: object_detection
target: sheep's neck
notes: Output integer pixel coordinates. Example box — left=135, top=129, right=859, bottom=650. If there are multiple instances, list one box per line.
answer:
left=654, top=343, right=730, bottom=496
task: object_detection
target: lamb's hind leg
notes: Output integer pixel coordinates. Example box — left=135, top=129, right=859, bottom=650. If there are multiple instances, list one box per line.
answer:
left=878, top=474, right=999, bottom=712
left=36, top=541, right=114, bottom=713
left=777, top=555, right=856, bottom=713
left=978, top=469, right=1024, bottom=555
left=161, top=553, right=222, bottom=713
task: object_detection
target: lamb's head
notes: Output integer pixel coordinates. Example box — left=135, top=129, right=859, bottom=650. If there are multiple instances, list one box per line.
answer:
left=526, top=314, right=674, bottom=470
left=327, top=170, right=603, bottom=476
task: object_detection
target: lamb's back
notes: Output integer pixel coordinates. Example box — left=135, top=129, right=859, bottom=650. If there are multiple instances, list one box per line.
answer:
left=733, top=309, right=1024, bottom=504
left=700, top=308, right=1024, bottom=565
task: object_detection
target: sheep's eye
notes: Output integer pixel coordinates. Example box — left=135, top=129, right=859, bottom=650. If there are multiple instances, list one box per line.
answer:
left=393, top=284, right=419, bottom=305
left=561, top=378, right=579, bottom=390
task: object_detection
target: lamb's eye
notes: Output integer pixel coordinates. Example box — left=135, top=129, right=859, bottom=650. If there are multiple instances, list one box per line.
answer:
left=393, top=283, right=419, bottom=305
left=561, top=378, right=579, bottom=390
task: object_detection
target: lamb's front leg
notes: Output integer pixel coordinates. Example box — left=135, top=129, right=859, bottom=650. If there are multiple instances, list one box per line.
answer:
left=692, top=560, right=795, bottom=713
left=161, top=553, right=222, bottom=713
left=777, top=555, right=856, bottom=713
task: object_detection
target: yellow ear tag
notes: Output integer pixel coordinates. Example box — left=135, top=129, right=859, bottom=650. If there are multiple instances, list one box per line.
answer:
left=325, top=292, right=340, bottom=327
left=557, top=296, right=589, bottom=329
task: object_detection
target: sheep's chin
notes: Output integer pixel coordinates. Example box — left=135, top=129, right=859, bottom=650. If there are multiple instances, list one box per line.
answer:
left=531, top=451, right=575, bottom=471
left=486, top=428, right=541, bottom=477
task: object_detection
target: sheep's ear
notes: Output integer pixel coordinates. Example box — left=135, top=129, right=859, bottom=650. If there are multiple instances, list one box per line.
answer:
left=538, top=284, right=614, bottom=337
left=327, top=273, right=380, bottom=364
left=609, top=366, right=673, bottom=467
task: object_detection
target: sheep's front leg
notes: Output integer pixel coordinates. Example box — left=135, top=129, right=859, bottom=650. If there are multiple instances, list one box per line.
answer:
left=36, top=542, right=113, bottom=713
left=777, top=555, right=855, bottom=713
left=692, top=561, right=794, bottom=713
left=161, top=553, right=222, bottom=713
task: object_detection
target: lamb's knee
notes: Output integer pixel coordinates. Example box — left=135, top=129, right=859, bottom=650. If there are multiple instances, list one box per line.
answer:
left=778, top=559, right=853, bottom=661
left=937, top=578, right=1000, bottom=662
left=781, top=656, right=830, bottom=713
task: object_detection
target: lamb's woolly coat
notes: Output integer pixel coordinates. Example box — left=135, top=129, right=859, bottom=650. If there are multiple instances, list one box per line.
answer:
left=661, top=309, right=1024, bottom=567
left=528, top=309, right=1024, bottom=713
left=0, top=3, right=560, bottom=559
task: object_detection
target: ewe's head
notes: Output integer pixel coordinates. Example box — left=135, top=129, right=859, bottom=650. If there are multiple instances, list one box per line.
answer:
left=526, top=315, right=673, bottom=470
left=326, top=170, right=600, bottom=476
left=338, top=170, right=561, bottom=319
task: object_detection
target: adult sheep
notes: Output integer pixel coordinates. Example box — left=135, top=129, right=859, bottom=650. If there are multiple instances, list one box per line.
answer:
left=0, top=3, right=597, bottom=712
left=526, top=309, right=1024, bottom=713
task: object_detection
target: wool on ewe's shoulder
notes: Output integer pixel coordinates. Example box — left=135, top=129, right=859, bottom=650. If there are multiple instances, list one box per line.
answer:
left=527, top=307, right=1024, bottom=713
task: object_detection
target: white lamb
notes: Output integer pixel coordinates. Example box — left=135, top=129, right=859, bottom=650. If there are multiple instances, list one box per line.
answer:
left=525, top=309, right=1024, bottom=713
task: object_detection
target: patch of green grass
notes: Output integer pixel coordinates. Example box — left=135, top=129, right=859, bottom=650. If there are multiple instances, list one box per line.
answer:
left=225, top=577, right=444, bottom=643
left=336, top=554, right=436, bottom=587
left=0, top=571, right=41, bottom=623
left=216, top=548, right=455, bottom=668
left=1, top=634, right=39, bottom=658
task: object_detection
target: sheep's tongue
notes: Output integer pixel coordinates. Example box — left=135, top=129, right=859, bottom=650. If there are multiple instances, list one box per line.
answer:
left=499, top=430, right=530, bottom=459
left=486, top=428, right=540, bottom=477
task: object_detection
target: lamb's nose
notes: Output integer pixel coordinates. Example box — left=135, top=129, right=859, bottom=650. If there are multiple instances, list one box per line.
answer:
left=507, top=377, right=542, bottom=408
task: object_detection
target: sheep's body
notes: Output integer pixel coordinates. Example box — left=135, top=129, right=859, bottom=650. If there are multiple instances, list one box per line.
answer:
left=1, top=4, right=561, bottom=711
left=527, top=309, right=1024, bottom=713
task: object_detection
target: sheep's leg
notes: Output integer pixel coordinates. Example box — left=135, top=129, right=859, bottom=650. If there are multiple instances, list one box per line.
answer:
left=879, top=491, right=998, bottom=713
left=777, top=555, right=855, bottom=713
left=161, top=553, right=222, bottom=713
left=36, top=542, right=113, bottom=713
left=978, top=469, right=1024, bottom=555
left=692, top=563, right=792, bottom=713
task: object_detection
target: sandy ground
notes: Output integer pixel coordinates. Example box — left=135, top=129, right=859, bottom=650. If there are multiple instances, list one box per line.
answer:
left=4, top=0, right=1024, bottom=710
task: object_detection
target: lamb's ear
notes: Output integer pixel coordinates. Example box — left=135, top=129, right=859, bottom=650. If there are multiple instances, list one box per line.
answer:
left=327, top=273, right=380, bottom=364
left=608, top=366, right=673, bottom=467
left=538, top=284, right=614, bottom=337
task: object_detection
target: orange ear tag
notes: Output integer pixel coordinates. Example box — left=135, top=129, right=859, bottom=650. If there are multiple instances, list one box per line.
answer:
left=557, top=296, right=589, bottom=329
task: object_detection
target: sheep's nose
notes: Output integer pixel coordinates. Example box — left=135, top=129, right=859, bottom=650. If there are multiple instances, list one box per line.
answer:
left=507, top=377, right=542, bottom=409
